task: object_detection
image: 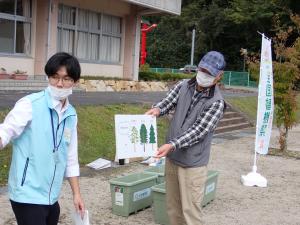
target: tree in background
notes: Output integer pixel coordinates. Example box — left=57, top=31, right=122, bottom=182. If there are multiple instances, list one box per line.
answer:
left=149, top=124, right=156, bottom=150
left=224, top=0, right=278, bottom=69
left=130, top=126, right=139, bottom=152
left=140, top=124, right=148, bottom=152
left=146, top=15, right=191, bottom=68
left=146, top=0, right=298, bottom=70
left=272, top=14, right=300, bottom=152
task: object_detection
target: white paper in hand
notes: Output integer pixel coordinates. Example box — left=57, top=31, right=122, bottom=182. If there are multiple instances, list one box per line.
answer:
left=72, top=210, right=90, bottom=225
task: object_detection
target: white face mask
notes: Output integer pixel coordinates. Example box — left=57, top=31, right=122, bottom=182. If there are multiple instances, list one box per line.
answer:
left=48, top=85, right=72, bottom=101
left=196, top=71, right=215, bottom=87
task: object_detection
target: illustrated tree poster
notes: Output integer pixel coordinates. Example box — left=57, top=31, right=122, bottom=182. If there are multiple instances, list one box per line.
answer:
left=115, top=115, right=158, bottom=159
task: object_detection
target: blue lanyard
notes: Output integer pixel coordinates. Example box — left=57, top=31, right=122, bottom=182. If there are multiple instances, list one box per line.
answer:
left=50, top=109, right=66, bottom=153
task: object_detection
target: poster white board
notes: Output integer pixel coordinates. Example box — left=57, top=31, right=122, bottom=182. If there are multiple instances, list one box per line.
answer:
left=115, top=115, right=158, bottom=159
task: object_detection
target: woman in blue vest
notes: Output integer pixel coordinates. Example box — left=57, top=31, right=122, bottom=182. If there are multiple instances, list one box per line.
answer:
left=0, top=52, right=85, bottom=225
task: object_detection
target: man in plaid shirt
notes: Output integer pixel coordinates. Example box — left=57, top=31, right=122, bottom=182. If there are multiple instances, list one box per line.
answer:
left=146, top=51, right=226, bottom=225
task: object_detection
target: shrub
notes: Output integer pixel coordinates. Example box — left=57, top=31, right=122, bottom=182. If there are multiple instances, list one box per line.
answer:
left=139, top=63, right=151, bottom=72
left=139, top=71, right=193, bottom=81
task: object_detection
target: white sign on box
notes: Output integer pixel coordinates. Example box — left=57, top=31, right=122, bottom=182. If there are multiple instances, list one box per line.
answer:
left=115, top=115, right=158, bottom=160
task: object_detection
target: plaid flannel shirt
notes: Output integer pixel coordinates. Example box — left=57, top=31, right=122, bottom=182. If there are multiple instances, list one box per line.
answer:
left=154, top=80, right=224, bottom=150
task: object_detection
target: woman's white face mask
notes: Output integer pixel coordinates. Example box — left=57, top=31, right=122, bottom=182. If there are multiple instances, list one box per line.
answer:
left=196, top=71, right=215, bottom=87
left=48, top=85, right=72, bottom=101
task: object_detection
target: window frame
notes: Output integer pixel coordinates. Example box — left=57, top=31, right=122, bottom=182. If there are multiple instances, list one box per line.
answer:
left=0, top=0, right=32, bottom=56
left=57, top=4, right=122, bottom=65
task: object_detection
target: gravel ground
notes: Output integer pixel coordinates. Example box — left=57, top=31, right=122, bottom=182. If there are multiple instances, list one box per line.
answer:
left=1, top=129, right=300, bottom=225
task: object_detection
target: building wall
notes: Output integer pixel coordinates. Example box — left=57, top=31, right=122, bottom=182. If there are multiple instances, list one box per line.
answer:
left=0, top=0, right=162, bottom=79
left=36, top=0, right=136, bottom=78
left=59, top=0, right=131, bottom=16
left=123, top=6, right=139, bottom=80
left=34, top=0, right=49, bottom=76
left=122, top=0, right=182, bottom=15
left=0, top=57, right=35, bottom=75
left=80, top=63, right=123, bottom=78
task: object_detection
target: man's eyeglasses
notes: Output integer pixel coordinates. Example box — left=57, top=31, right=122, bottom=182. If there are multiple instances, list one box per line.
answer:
left=49, top=76, right=74, bottom=86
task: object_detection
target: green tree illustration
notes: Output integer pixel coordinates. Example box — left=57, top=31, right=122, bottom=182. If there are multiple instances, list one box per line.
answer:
left=130, top=126, right=139, bottom=152
left=149, top=124, right=156, bottom=150
left=140, top=124, right=148, bottom=152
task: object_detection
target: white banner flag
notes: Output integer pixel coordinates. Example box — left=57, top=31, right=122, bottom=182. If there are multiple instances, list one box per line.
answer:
left=255, top=34, right=274, bottom=155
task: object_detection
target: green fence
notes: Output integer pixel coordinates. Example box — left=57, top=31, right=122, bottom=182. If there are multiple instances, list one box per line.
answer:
left=222, top=71, right=257, bottom=87
left=150, top=68, right=181, bottom=74
left=149, top=68, right=258, bottom=87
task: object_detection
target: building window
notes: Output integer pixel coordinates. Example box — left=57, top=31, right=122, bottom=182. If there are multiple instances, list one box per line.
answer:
left=57, top=4, right=122, bottom=64
left=0, top=0, right=32, bottom=55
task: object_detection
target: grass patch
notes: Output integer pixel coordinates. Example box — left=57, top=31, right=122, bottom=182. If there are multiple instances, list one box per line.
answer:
left=0, top=104, right=169, bottom=185
left=226, top=95, right=300, bottom=124
left=0, top=109, right=12, bottom=186
left=226, top=96, right=258, bottom=122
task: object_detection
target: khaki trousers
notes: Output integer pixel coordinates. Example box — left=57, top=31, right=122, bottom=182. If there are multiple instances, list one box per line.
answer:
left=165, top=158, right=207, bottom=225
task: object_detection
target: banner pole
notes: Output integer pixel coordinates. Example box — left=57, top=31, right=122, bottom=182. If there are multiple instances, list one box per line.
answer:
left=241, top=32, right=272, bottom=187
left=253, top=146, right=257, bottom=172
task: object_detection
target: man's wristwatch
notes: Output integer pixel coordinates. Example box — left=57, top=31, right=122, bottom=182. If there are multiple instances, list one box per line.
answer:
left=169, top=142, right=176, bottom=152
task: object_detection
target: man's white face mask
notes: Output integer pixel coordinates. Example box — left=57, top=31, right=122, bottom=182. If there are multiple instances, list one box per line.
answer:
left=196, top=71, right=215, bottom=87
left=48, top=85, right=72, bottom=101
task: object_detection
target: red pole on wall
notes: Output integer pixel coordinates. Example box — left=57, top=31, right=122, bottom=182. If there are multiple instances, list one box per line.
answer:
left=140, top=22, right=157, bottom=65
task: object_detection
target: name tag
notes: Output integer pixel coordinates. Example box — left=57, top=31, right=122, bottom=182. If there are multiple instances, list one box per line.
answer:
left=64, top=128, right=72, bottom=143
left=53, top=151, right=59, bottom=164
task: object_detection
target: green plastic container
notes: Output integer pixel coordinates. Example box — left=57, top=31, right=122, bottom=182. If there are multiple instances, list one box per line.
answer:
left=143, top=165, right=165, bottom=184
left=151, top=170, right=219, bottom=224
left=109, top=173, right=158, bottom=217
left=151, top=183, right=169, bottom=225
left=202, top=170, right=219, bottom=206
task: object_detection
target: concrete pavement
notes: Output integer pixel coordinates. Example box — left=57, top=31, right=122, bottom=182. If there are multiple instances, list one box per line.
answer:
left=0, top=89, right=257, bottom=108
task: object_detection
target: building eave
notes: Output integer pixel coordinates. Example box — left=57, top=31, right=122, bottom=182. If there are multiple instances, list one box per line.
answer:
left=120, top=0, right=182, bottom=15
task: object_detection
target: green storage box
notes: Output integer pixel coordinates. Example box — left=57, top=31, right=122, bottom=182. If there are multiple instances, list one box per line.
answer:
left=152, top=183, right=169, bottom=225
left=151, top=170, right=219, bottom=225
left=202, top=170, right=219, bottom=206
left=109, top=172, right=158, bottom=217
left=143, top=165, right=165, bottom=184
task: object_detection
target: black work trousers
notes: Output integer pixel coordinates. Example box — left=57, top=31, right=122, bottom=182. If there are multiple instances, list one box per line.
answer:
left=10, top=200, right=60, bottom=225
